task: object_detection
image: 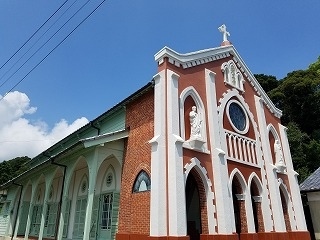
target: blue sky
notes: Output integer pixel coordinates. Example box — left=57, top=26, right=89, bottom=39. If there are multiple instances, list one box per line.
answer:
left=0, top=0, right=319, bottom=160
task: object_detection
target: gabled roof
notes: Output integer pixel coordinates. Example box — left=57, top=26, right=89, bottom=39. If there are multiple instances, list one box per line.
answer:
left=29, top=81, right=153, bottom=167
left=300, top=167, right=320, bottom=192
left=154, top=45, right=282, bottom=118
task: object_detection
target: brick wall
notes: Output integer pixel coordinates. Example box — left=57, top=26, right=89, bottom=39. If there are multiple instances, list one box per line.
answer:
left=118, top=89, right=154, bottom=234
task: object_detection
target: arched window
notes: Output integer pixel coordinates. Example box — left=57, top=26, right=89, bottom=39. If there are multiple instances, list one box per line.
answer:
left=132, top=171, right=151, bottom=193
left=221, top=60, right=245, bottom=92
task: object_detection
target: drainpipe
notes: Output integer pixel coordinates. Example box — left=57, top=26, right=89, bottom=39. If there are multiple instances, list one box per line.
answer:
left=90, top=121, right=100, bottom=135
left=11, top=182, right=23, bottom=240
left=51, top=160, right=67, bottom=240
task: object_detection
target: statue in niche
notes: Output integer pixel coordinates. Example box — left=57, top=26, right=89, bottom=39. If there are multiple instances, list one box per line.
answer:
left=274, top=140, right=286, bottom=171
left=189, top=106, right=202, bottom=139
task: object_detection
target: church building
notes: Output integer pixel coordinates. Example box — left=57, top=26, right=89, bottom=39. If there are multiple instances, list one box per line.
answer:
left=0, top=25, right=310, bottom=240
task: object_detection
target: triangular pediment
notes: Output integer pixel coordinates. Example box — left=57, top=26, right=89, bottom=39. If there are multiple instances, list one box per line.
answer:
left=154, top=45, right=282, bottom=118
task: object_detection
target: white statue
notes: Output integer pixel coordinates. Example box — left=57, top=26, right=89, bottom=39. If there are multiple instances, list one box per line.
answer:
left=218, top=24, right=230, bottom=42
left=274, top=140, right=286, bottom=171
left=189, top=106, right=202, bottom=139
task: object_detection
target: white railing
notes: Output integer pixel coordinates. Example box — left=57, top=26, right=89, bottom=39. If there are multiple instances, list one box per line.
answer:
left=225, top=130, right=259, bottom=166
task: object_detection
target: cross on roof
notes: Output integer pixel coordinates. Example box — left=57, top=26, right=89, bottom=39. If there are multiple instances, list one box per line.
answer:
left=218, top=24, right=230, bottom=42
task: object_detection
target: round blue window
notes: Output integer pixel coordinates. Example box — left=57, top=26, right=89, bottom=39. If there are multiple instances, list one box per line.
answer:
left=228, top=102, right=247, bottom=132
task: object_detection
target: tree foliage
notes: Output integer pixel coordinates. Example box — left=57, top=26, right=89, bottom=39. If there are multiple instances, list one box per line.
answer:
left=256, top=56, right=320, bottom=182
left=0, top=156, right=31, bottom=186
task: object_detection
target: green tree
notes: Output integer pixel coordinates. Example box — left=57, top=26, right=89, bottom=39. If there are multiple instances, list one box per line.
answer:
left=269, top=69, right=320, bottom=136
left=254, top=74, right=280, bottom=94
left=0, top=156, right=30, bottom=186
left=256, top=56, right=320, bottom=182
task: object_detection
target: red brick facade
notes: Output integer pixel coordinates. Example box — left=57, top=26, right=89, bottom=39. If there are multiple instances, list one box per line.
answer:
left=118, top=89, right=154, bottom=237
left=116, top=44, right=311, bottom=240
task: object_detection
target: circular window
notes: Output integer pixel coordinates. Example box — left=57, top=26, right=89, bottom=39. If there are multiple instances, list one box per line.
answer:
left=106, top=173, right=113, bottom=187
left=227, top=100, right=248, bottom=134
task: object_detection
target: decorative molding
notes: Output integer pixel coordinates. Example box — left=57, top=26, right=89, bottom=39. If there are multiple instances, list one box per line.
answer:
left=184, top=157, right=217, bottom=233
left=252, top=196, right=262, bottom=203
left=221, top=60, right=245, bottom=92
left=155, top=46, right=282, bottom=118
left=235, top=194, right=246, bottom=201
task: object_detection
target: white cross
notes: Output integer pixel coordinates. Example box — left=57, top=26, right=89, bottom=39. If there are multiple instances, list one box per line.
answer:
left=218, top=24, right=230, bottom=42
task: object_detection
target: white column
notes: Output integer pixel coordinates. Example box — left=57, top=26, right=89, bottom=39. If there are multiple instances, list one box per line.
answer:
left=12, top=187, right=23, bottom=239
left=24, top=183, right=37, bottom=240
left=150, top=70, right=167, bottom=236
left=254, top=95, right=286, bottom=232
left=38, top=173, right=54, bottom=240
left=166, top=70, right=187, bottom=236
left=279, top=124, right=308, bottom=231
left=205, top=69, right=233, bottom=233
left=56, top=167, right=73, bottom=240
left=83, top=154, right=98, bottom=239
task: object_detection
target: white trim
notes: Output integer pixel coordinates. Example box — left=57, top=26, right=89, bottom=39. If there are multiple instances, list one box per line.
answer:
left=218, top=89, right=262, bottom=167
left=155, top=45, right=232, bottom=70
left=229, top=169, right=256, bottom=233
left=149, top=70, right=167, bottom=236
left=221, top=60, right=245, bottom=92
left=155, top=45, right=282, bottom=118
left=166, top=69, right=187, bottom=236
left=226, top=99, right=249, bottom=134
left=205, top=69, right=234, bottom=234
left=81, top=129, right=129, bottom=148
left=179, top=86, right=206, bottom=141
left=247, top=173, right=269, bottom=232
left=279, top=124, right=308, bottom=231
left=254, top=95, right=284, bottom=232
left=278, top=180, right=296, bottom=231
left=179, top=86, right=209, bottom=153
left=184, top=157, right=216, bottom=234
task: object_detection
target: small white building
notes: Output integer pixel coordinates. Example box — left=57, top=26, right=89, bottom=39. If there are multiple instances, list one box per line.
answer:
left=300, top=167, right=320, bottom=240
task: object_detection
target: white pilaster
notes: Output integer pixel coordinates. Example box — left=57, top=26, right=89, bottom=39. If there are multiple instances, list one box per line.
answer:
left=166, top=70, right=187, bottom=236
left=56, top=164, right=74, bottom=240
left=12, top=188, right=22, bottom=239
left=38, top=173, right=54, bottom=240
left=279, top=124, right=307, bottom=231
left=150, top=70, right=167, bottom=236
left=24, top=183, right=37, bottom=240
left=245, top=190, right=256, bottom=233
left=254, top=95, right=286, bottom=232
left=205, top=69, right=233, bottom=233
left=83, top=154, right=98, bottom=240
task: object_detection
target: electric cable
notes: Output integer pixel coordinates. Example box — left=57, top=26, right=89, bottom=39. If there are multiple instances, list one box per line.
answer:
left=0, top=0, right=79, bottom=88
left=0, top=0, right=106, bottom=102
left=0, top=0, right=91, bottom=90
left=0, top=0, right=69, bottom=72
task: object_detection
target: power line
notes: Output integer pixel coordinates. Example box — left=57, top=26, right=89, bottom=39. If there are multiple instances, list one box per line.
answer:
left=0, top=0, right=69, bottom=72
left=0, top=0, right=91, bottom=90
left=0, top=0, right=106, bottom=102
left=0, top=0, right=79, bottom=88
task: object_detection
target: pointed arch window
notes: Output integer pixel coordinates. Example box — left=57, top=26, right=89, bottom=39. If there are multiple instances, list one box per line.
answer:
left=132, top=171, right=151, bottom=193
left=221, top=60, right=245, bottom=92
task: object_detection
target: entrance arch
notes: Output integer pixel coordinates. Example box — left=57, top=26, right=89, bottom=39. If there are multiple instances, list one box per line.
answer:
left=231, top=174, right=247, bottom=235
left=185, top=171, right=201, bottom=240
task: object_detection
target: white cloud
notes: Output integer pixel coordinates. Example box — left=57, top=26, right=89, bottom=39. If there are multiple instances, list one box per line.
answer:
left=0, top=91, right=89, bottom=162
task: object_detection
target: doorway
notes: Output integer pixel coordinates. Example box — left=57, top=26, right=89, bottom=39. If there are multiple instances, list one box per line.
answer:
left=185, top=173, right=201, bottom=240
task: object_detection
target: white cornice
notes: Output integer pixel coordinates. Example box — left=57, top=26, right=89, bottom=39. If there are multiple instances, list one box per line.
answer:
left=154, top=45, right=233, bottom=69
left=154, top=45, right=282, bottom=118
left=81, top=129, right=128, bottom=148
